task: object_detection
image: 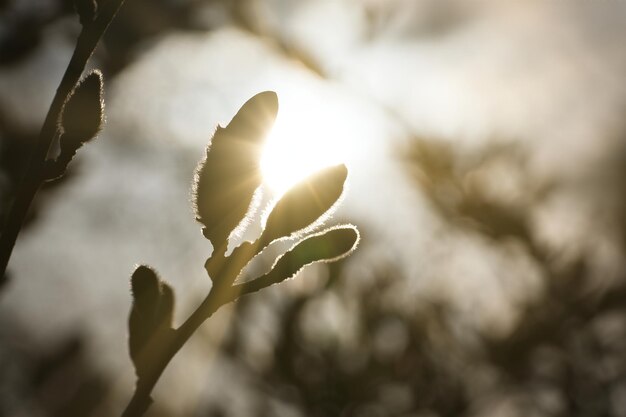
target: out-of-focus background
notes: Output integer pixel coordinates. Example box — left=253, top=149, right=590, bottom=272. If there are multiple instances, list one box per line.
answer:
left=2, top=1, right=626, bottom=416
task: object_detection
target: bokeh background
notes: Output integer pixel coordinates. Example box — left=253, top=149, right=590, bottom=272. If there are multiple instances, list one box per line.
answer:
left=1, top=1, right=626, bottom=416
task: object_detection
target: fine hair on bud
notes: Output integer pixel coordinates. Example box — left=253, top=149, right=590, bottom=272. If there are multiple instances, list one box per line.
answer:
left=60, top=70, right=104, bottom=149
left=260, top=164, right=348, bottom=245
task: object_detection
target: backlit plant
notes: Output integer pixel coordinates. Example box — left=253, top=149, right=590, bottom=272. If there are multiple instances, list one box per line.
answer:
left=0, top=2, right=359, bottom=416
left=124, top=91, right=359, bottom=416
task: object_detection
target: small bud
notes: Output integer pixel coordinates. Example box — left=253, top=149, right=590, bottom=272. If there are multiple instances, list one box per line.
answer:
left=236, top=225, right=359, bottom=296
left=128, top=265, right=176, bottom=376
left=261, top=164, right=348, bottom=244
left=60, top=70, right=104, bottom=151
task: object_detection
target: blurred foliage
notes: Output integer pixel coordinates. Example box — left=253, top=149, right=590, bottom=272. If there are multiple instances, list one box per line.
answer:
left=0, top=324, right=110, bottom=417
left=209, top=259, right=626, bottom=416
left=218, top=262, right=468, bottom=417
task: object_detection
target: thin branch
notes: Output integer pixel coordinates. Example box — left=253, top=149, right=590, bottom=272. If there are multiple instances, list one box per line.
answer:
left=121, top=282, right=239, bottom=417
left=0, top=0, right=127, bottom=277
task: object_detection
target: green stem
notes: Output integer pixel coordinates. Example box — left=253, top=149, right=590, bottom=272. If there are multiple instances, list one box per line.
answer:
left=0, top=0, right=127, bottom=278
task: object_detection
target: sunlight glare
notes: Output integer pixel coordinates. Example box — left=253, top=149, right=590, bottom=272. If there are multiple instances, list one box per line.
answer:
left=260, top=100, right=349, bottom=196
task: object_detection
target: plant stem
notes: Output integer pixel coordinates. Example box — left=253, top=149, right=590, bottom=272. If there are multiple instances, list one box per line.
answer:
left=121, top=283, right=239, bottom=417
left=0, top=0, right=127, bottom=278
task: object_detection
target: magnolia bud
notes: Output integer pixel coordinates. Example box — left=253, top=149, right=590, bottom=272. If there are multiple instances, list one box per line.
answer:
left=60, top=70, right=104, bottom=151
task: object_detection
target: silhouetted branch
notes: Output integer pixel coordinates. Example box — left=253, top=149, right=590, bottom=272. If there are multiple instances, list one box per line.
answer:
left=121, top=92, right=359, bottom=417
left=0, top=0, right=127, bottom=277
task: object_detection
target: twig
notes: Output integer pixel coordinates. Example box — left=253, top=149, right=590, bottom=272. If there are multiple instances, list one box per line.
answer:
left=0, top=0, right=127, bottom=278
left=121, top=282, right=239, bottom=417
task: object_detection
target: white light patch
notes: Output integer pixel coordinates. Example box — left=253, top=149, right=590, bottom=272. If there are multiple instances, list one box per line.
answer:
left=260, top=96, right=351, bottom=196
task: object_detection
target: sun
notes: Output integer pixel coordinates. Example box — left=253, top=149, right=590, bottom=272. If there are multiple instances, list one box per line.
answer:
left=260, top=100, right=348, bottom=196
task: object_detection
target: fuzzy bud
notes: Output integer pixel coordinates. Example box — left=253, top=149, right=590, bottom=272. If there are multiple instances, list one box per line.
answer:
left=60, top=70, right=104, bottom=151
